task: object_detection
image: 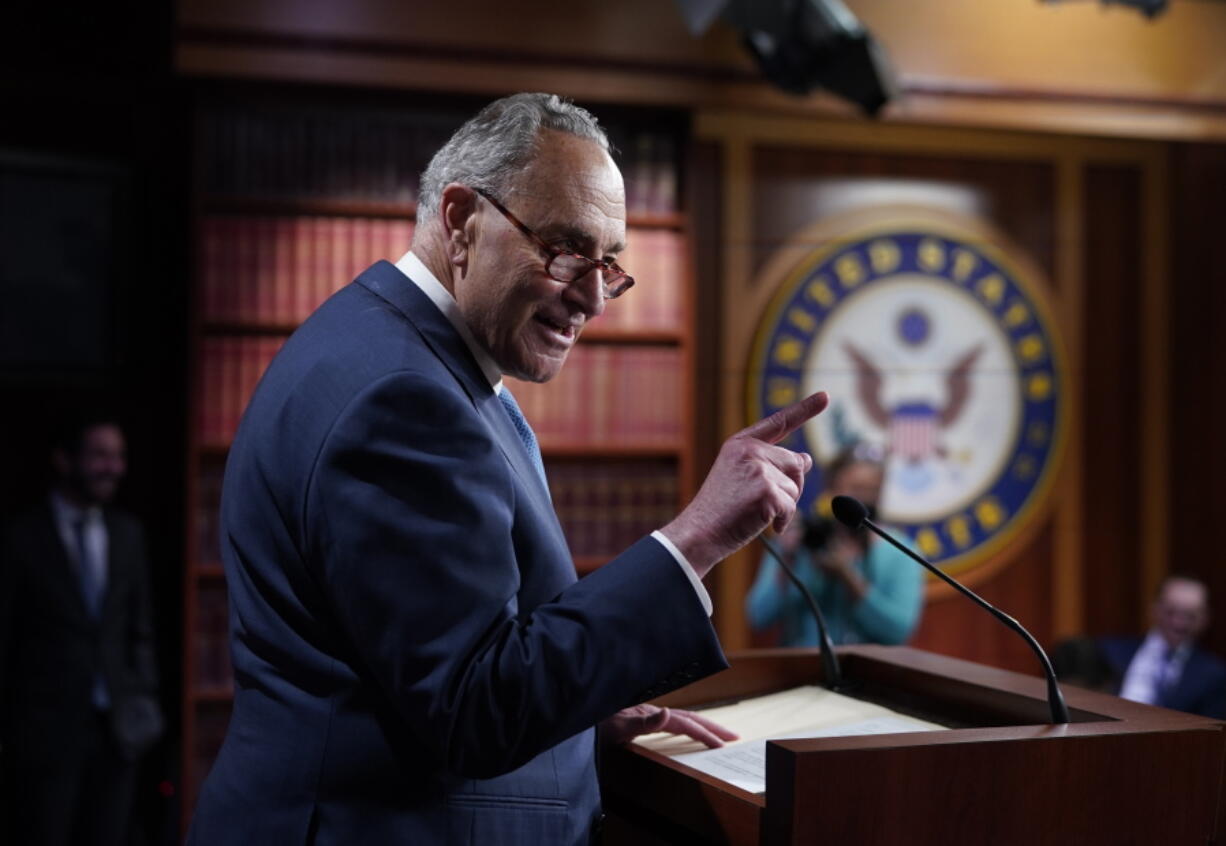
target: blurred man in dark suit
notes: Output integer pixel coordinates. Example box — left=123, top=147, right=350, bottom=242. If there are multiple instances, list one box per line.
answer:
left=0, top=414, right=162, bottom=846
left=1054, top=576, right=1226, bottom=719
left=1104, top=576, right=1226, bottom=718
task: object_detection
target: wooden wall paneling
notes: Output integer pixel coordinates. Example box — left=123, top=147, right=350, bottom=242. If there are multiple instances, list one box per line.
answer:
left=744, top=145, right=1058, bottom=673
left=1141, top=151, right=1171, bottom=612
left=711, top=134, right=755, bottom=642
left=1168, top=143, right=1226, bottom=660
left=174, top=0, right=1226, bottom=140
left=695, top=111, right=1164, bottom=670
left=1081, top=164, right=1145, bottom=637
left=687, top=139, right=724, bottom=524
left=1052, top=154, right=1085, bottom=641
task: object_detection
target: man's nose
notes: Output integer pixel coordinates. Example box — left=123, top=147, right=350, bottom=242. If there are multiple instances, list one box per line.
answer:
left=566, top=267, right=606, bottom=318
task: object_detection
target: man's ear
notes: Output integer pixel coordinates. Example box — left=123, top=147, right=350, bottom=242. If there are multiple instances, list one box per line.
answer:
left=440, top=183, right=479, bottom=267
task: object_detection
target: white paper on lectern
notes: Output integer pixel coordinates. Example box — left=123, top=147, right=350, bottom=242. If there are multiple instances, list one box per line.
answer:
left=632, top=685, right=948, bottom=793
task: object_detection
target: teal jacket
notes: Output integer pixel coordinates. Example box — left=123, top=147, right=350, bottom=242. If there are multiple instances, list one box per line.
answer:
left=746, top=533, right=923, bottom=646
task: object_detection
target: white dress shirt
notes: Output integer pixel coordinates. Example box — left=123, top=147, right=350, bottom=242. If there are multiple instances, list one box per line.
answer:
left=50, top=491, right=108, bottom=600
left=394, top=251, right=712, bottom=614
left=1119, top=631, right=1190, bottom=705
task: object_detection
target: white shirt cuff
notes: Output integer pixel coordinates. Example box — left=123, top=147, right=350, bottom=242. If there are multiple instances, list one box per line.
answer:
left=650, top=530, right=713, bottom=617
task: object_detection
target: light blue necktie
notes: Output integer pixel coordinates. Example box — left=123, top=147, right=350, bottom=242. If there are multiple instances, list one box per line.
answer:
left=73, top=518, right=105, bottom=618
left=73, top=517, right=111, bottom=709
left=498, top=388, right=549, bottom=491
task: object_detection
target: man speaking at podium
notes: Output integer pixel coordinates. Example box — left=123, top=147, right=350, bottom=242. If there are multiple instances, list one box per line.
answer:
left=188, top=93, right=826, bottom=845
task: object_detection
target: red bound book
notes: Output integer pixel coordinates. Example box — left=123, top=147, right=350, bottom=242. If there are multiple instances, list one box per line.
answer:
left=616, top=469, right=640, bottom=553
left=352, top=216, right=373, bottom=274
left=292, top=217, right=311, bottom=324
left=233, top=218, right=255, bottom=324
left=628, top=132, right=654, bottom=218
left=308, top=216, right=329, bottom=315
left=649, top=135, right=678, bottom=215
left=369, top=219, right=386, bottom=269
left=662, top=348, right=682, bottom=441
left=652, top=230, right=672, bottom=330
left=231, top=218, right=253, bottom=325
left=569, top=464, right=593, bottom=559
left=232, top=337, right=250, bottom=442
left=330, top=217, right=351, bottom=300
left=273, top=217, right=293, bottom=326
left=219, top=337, right=237, bottom=446
left=198, top=340, right=216, bottom=446
left=613, top=347, right=634, bottom=444
left=593, top=464, right=614, bottom=557
left=633, top=230, right=657, bottom=330
left=560, top=345, right=585, bottom=443
left=660, top=231, right=684, bottom=330
left=257, top=218, right=278, bottom=326
left=584, top=345, right=607, bottom=444
left=201, top=217, right=219, bottom=322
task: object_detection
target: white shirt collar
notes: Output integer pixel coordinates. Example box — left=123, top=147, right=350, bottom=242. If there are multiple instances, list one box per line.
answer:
left=395, top=250, right=503, bottom=393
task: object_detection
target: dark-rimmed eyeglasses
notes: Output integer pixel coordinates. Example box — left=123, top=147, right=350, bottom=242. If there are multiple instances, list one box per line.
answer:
left=474, top=187, right=635, bottom=299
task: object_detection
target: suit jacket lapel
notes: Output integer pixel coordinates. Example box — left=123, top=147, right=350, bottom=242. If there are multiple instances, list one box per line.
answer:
left=37, top=502, right=94, bottom=625
left=97, top=510, right=124, bottom=623
left=354, top=261, right=564, bottom=537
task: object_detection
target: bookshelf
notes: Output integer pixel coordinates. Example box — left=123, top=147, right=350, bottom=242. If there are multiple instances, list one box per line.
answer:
left=181, top=93, right=695, bottom=819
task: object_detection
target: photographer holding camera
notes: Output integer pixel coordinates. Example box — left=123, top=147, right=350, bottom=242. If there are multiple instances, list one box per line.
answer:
left=745, top=443, right=924, bottom=646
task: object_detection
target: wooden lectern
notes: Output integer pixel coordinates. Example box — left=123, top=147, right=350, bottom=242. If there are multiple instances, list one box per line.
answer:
left=601, top=646, right=1226, bottom=845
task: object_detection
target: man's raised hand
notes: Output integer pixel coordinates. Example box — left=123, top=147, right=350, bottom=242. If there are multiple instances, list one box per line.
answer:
left=661, top=391, right=828, bottom=577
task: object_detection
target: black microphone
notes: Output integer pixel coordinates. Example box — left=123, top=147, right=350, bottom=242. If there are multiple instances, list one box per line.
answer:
left=831, top=495, right=1070, bottom=724
left=760, top=535, right=844, bottom=690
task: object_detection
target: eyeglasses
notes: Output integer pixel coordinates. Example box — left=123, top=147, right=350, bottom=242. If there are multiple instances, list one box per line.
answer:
left=474, top=188, right=635, bottom=299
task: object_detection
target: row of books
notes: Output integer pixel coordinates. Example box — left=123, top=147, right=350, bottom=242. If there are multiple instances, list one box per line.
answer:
left=189, top=459, right=680, bottom=590
left=201, top=106, right=457, bottom=204
left=602, top=228, right=686, bottom=331
left=608, top=128, right=680, bottom=218
left=198, top=214, right=685, bottom=331
left=200, top=215, right=415, bottom=326
left=197, top=336, right=284, bottom=446
left=194, top=582, right=233, bottom=692
left=546, top=458, right=680, bottom=559
left=198, top=339, right=683, bottom=448
left=199, top=107, right=681, bottom=215
left=507, top=346, right=684, bottom=445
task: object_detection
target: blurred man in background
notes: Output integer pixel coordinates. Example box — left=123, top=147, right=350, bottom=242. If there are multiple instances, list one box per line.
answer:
left=1107, top=576, right=1226, bottom=718
left=0, top=414, right=162, bottom=846
left=1055, top=575, right=1226, bottom=719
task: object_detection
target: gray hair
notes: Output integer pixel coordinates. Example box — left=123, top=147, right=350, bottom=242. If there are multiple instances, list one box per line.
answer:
left=417, top=93, right=611, bottom=227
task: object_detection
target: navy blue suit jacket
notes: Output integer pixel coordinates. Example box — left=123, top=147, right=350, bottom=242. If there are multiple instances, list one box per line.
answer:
left=187, top=261, right=727, bottom=845
left=1098, top=635, right=1226, bottom=719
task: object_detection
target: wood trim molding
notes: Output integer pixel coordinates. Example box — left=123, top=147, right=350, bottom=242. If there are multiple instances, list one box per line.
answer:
left=1139, top=149, right=1171, bottom=620
left=713, top=136, right=755, bottom=650
left=176, top=27, right=1226, bottom=142
left=1052, top=153, right=1085, bottom=640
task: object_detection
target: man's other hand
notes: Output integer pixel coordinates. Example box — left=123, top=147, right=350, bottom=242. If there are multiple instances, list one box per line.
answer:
left=601, top=704, right=738, bottom=749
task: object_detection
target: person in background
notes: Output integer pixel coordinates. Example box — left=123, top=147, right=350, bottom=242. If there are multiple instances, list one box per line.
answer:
left=0, top=414, right=163, bottom=846
left=1055, top=576, right=1226, bottom=719
left=746, top=443, right=923, bottom=646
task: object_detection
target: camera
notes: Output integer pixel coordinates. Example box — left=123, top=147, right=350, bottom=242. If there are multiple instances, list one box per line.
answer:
left=802, top=515, right=837, bottom=552
left=801, top=502, right=876, bottom=551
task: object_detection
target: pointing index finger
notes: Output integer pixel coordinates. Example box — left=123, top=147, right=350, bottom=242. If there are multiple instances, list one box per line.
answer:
left=739, top=391, right=829, bottom=445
